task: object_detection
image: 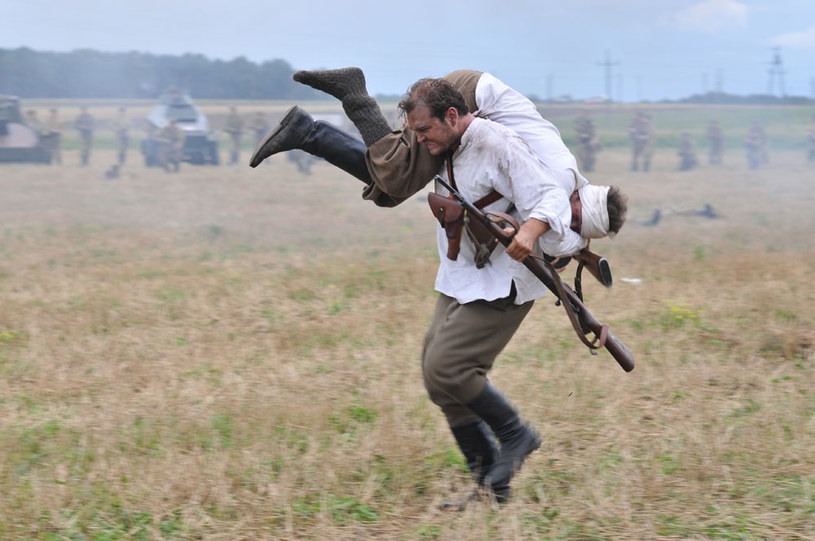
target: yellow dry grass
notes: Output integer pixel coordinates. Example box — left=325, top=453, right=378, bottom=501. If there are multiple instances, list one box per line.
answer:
left=0, top=139, right=814, bottom=540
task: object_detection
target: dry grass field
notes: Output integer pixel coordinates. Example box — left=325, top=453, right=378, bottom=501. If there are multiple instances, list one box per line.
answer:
left=1, top=108, right=814, bottom=540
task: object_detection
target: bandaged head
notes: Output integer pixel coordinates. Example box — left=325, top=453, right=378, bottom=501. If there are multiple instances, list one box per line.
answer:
left=578, top=184, right=610, bottom=239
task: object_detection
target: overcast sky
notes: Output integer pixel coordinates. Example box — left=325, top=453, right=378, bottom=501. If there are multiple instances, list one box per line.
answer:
left=4, top=0, right=815, bottom=101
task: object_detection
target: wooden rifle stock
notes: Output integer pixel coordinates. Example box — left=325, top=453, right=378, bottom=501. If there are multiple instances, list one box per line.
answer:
left=575, top=249, right=612, bottom=288
left=433, top=176, right=634, bottom=372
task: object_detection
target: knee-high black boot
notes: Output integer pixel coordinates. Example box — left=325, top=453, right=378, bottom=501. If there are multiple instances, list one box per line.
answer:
left=450, top=420, right=499, bottom=487
left=441, top=420, right=500, bottom=510
left=249, top=106, right=372, bottom=184
left=466, top=382, right=541, bottom=501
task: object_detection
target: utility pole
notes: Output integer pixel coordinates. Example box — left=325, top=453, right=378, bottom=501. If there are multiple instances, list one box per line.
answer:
left=766, top=47, right=785, bottom=97
left=597, top=50, right=620, bottom=102
left=715, top=69, right=724, bottom=93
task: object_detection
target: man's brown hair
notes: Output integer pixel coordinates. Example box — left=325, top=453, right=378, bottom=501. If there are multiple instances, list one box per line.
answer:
left=398, top=78, right=469, bottom=122
left=607, top=186, right=628, bottom=236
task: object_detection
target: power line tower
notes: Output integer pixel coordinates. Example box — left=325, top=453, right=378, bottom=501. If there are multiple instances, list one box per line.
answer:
left=597, top=50, right=620, bottom=102
left=766, top=47, right=785, bottom=97
left=715, top=69, right=724, bottom=93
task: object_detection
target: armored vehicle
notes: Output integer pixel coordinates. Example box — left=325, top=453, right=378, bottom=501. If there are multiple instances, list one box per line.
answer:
left=0, top=95, right=50, bottom=163
left=141, top=91, right=219, bottom=166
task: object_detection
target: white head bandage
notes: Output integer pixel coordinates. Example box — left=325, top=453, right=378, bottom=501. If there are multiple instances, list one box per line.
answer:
left=578, top=184, right=610, bottom=239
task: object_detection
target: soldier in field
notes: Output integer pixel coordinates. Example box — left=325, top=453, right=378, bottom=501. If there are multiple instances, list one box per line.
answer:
left=42, top=108, right=62, bottom=165
left=75, top=106, right=95, bottom=166
left=575, top=112, right=600, bottom=172
left=112, top=106, right=130, bottom=165
left=678, top=132, right=698, bottom=171
left=249, top=111, right=270, bottom=148
left=156, top=118, right=185, bottom=172
left=706, top=120, right=723, bottom=165
left=628, top=111, right=654, bottom=172
left=224, top=106, right=243, bottom=165
left=745, top=122, right=767, bottom=170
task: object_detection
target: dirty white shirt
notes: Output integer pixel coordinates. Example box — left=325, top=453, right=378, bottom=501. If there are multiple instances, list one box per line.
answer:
left=435, top=117, right=582, bottom=305
left=474, top=72, right=589, bottom=257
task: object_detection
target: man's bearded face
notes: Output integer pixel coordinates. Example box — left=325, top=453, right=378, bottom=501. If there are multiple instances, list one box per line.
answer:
left=407, top=105, right=458, bottom=156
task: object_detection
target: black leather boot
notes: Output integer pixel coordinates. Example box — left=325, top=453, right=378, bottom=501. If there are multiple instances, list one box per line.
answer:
left=249, top=106, right=372, bottom=184
left=451, top=420, right=499, bottom=487
left=466, top=382, right=541, bottom=502
left=440, top=420, right=499, bottom=510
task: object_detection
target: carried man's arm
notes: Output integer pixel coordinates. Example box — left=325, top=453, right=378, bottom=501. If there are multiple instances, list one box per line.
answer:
left=431, top=175, right=634, bottom=372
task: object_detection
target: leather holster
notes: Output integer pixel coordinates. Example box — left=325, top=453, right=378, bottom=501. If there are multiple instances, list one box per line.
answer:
left=427, top=192, right=465, bottom=261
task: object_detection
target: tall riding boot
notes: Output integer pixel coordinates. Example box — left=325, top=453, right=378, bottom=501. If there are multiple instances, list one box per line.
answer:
left=466, top=382, right=541, bottom=502
left=249, top=106, right=371, bottom=184
left=451, top=420, right=500, bottom=487
left=440, top=420, right=500, bottom=510
left=293, top=67, right=392, bottom=147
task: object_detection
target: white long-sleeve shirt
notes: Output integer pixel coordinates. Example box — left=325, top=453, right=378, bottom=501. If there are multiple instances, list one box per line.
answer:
left=473, top=72, right=589, bottom=257
left=435, top=117, right=580, bottom=305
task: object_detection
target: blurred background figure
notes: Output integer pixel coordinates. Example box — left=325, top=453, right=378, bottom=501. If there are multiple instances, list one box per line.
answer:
left=41, top=108, right=62, bottom=164
left=808, top=115, right=815, bottom=163
left=156, top=118, right=185, bottom=172
left=706, top=120, right=724, bottom=165
left=628, top=111, right=655, bottom=172
left=75, top=106, right=95, bottom=166
left=249, top=111, right=270, bottom=148
left=112, top=106, right=130, bottom=165
left=745, top=122, right=767, bottom=170
left=25, top=109, right=42, bottom=133
left=677, top=132, right=698, bottom=171
left=224, top=106, right=243, bottom=164
left=574, top=111, right=600, bottom=172
left=287, top=150, right=314, bottom=175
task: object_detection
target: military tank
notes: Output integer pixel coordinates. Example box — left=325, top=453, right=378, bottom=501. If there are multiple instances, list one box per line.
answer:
left=141, top=90, right=219, bottom=166
left=0, top=95, right=50, bottom=163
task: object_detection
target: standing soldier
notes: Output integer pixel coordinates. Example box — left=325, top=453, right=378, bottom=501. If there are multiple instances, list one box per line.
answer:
left=808, top=116, right=815, bottom=163
left=42, top=108, right=62, bottom=165
left=249, top=111, right=270, bottom=148
left=641, top=113, right=656, bottom=172
left=628, top=111, right=655, bottom=172
left=574, top=111, right=600, bottom=172
left=224, top=106, right=243, bottom=164
left=677, top=132, right=698, bottom=171
left=25, top=110, right=43, bottom=133
left=156, top=118, right=185, bottom=172
left=808, top=128, right=815, bottom=163
left=112, top=106, right=130, bottom=165
left=75, top=106, right=95, bottom=166
left=706, top=120, right=724, bottom=165
left=745, top=122, right=765, bottom=170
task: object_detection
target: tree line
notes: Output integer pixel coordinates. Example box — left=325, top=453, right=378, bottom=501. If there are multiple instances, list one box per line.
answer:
left=0, top=47, right=323, bottom=100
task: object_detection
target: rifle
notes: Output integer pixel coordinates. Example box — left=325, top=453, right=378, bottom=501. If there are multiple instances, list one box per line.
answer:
left=431, top=175, right=635, bottom=373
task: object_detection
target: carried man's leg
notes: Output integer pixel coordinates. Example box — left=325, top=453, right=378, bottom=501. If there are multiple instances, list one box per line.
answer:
left=250, top=67, right=441, bottom=207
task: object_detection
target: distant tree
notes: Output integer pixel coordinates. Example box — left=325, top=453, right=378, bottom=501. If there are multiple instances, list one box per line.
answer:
left=0, top=47, right=323, bottom=100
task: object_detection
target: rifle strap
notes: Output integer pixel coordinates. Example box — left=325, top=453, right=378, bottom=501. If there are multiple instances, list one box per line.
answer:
left=539, top=256, right=608, bottom=350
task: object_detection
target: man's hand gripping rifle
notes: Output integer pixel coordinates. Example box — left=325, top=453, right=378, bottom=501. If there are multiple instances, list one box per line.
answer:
left=430, top=175, right=635, bottom=373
